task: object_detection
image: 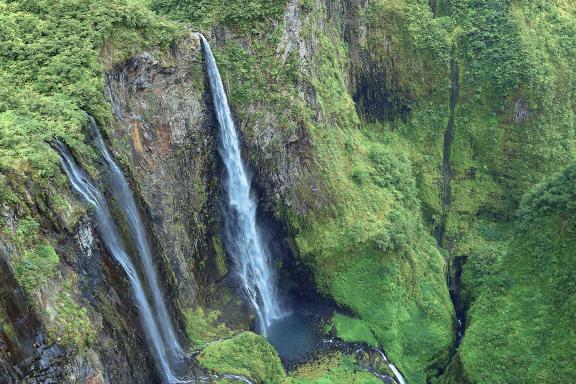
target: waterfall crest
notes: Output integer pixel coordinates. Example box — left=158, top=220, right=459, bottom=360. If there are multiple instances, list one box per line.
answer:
left=200, top=35, right=284, bottom=334
left=88, top=117, right=183, bottom=358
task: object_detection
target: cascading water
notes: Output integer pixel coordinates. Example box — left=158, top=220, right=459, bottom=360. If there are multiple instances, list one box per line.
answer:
left=56, top=142, right=182, bottom=383
left=88, top=117, right=183, bottom=358
left=200, top=35, right=284, bottom=335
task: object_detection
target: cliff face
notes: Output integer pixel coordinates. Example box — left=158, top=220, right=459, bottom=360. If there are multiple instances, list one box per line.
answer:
left=0, top=185, right=158, bottom=383
left=104, top=34, right=218, bottom=311
left=0, top=33, right=216, bottom=383
left=1, top=0, right=575, bottom=383
left=197, top=1, right=455, bottom=381
left=2, top=34, right=221, bottom=382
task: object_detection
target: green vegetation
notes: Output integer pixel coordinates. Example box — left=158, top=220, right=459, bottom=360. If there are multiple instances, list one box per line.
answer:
left=4, top=217, right=97, bottom=350
left=149, top=0, right=287, bottom=33
left=197, top=332, right=286, bottom=383
left=6, top=217, right=58, bottom=292
left=0, top=0, right=180, bottom=213
left=291, top=10, right=453, bottom=382
left=183, top=307, right=232, bottom=346
left=333, top=314, right=378, bottom=347
left=455, top=164, right=576, bottom=382
left=0, top=0, right=179, bottom=355
left=290, top=353, right=382, bottom=384
left=14, top=244, right=60, bottom=292
left=453, top=0, right=575, bottom=226
left=47, top=285, right=97, bottom=351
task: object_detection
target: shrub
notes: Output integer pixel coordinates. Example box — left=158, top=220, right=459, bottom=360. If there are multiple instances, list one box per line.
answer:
left=14, top=244, right=59, bottom=292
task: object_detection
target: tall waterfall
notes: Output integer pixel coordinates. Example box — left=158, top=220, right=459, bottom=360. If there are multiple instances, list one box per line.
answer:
left=88, top=117, right=183, bottom=358
left=56, top=142, right=182, bottom=384
left=200, top=35, right=284, bottom=334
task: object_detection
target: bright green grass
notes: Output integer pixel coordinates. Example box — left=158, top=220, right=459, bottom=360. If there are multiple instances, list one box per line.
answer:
left=197, top=332, right=286, bottom=384
left=290, top=353, right=382, bottom=384
left=333, top=314, right=378, bottom=347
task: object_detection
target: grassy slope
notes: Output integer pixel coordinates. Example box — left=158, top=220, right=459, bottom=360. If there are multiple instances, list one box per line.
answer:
left=457, top=164, right=576, bottom=383
left=198, top=332, right=287, bottom=384
left=441, top=1, right=576, bottom=382
left=303, top=0, right=576, bottom=382
left=297, top=29, right=453, bottom=384
left=356, top=2, right=576, bottom=382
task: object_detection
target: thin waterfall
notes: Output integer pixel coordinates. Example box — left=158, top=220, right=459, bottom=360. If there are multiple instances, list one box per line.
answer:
left=373, top=349, right=407, bottom=384
left=200, top=35, right=284, bottom=334
left=56, top=142, right=183, bottom=384
left=87, top=116, right=183, bottom=358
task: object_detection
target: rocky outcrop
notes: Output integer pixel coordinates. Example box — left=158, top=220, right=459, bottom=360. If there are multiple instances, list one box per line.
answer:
left=205, top=3, right=325, bottom=217
left=0, top=253, right=66, bottom=384
left=0, top=197, right=158, bottom=383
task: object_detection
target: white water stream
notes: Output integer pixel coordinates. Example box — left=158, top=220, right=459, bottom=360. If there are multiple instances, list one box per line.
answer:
left=57, top=142, right=182, bottom=383
left=200, top=35, right=284, bottom=335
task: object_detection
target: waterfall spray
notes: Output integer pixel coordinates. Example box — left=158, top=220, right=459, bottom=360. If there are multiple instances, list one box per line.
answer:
left=200, top=35, right=284, bottom=334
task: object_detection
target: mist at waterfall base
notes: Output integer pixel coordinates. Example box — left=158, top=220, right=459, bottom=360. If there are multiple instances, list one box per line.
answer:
left=201, top=35, right=323, bottom=361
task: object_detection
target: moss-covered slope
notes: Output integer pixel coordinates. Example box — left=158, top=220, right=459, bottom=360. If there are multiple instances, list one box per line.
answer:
left=450, top=164, right=576, bottom=383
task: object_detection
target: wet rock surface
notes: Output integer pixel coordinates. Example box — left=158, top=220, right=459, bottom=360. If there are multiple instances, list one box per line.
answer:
left=1, top=198, right=160, bottom=383
left=105, top=33, right=221, bottom=313
left=0, top=253, right=66, bottom=383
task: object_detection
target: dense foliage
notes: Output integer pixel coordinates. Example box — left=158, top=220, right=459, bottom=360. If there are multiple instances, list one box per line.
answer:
left=457, top=164, right=576, bottom=382
left=0, top=0, right=178, bottom=205
left=149, top=0, right=288, bottom=33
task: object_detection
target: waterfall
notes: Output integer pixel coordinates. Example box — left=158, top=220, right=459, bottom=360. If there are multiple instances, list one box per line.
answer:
left=200, top=35, right=284, bottom=334
left=373, top=349, right=406, bottom=384
left=56, top=142, right=183, bottom=383
left=88, top=117, right=183, bottom=358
